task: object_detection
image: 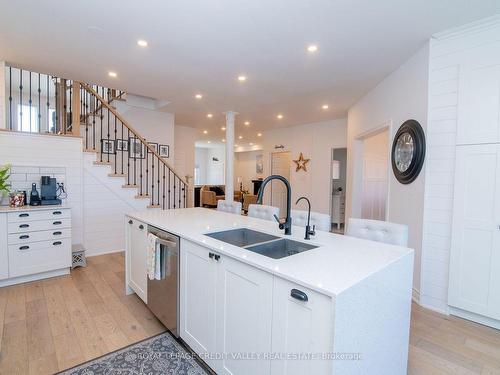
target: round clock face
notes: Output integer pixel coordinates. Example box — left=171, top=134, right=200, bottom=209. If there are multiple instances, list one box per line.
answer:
left=391, top=120, right=426, bottom=184
left=394, top=132, right=414, bottom=173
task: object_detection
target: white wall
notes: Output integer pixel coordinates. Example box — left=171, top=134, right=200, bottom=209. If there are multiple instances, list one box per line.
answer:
left=260, top=119, right=347, bottom=214
left=420, top=18, right=500, bottom=314
left=195, top=145, right=226, bottom=185
left=174, top=125, right=196, bottom=207
left=0, top=61, right=5, bottom=130
left=234, top=150, right=264, bottom=192
left=346, top=43, right=430, bottom=295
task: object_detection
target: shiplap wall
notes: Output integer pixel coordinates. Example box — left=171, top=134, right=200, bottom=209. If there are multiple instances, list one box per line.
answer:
left=420, top=17, right=500, bottom=314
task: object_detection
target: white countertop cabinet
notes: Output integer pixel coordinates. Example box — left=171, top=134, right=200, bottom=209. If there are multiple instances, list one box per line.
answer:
left=0, top=206, right=72, bottom=286
left=125, top=218, right=148, bottom=303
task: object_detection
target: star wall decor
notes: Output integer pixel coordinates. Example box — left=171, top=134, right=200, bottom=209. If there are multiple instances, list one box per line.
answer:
left=293, top=152, right=310, bottom=172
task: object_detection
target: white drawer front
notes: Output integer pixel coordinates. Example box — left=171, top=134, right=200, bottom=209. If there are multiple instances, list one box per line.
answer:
left=8, top=228, right=71, bottom=245
left=7, top=208, right=70, bottom=223
left=8, top=238, right=71, bottom=277
left=8, top=218, right=71, bottom=234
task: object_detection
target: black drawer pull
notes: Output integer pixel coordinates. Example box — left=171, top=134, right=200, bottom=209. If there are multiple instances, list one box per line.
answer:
left=19, top=224, right=30, bottom=228
left=209, top=252, right=214, bottom=259
left=139, top=224, right=144, bottom=230
left=19, top=235, right=30, bottom=239
left=214, top=254, right=221, bottom=261
left=53, top=231, right=62, bottom=236
left=290, top=289, right=308, bottom=302
left=19, top=213, right=29, bottom=217
left=52, top=211, right=62, bottom=215
left=53, top=241, right=62, bottom=246
left=53, top=221, right=62, bottom=225
left=128, top=220, right=133, bottom=224
left=19, top=246, right=30, bottom=250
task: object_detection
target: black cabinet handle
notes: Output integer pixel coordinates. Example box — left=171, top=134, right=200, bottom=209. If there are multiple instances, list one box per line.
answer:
left=19, top=246, right=30, bottom=250
left=128, top=220, right=133, bottom=224
left=53, top=241, right=62, bottom=246
left=19, top=235, right=30, bottom=239
left=53, top=221, right=62, bottom=225
left=53, top=211, right=62, bottom=215
left=53, top=231, right=62, bottom=236
left=19, top=213, right=29, bottom=217
left=209, top=252, right=214, bottom=259
left=19, top=224, right=29, bottom=228
left=290, top=289, right=308, bottom=302
left=214, top=254, right=221, bottom=261
left=139, top=224, right=144, bottom=230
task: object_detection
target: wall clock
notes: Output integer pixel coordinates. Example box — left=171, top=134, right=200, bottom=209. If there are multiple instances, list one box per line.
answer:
left=391, top=119, right=426, bottom=184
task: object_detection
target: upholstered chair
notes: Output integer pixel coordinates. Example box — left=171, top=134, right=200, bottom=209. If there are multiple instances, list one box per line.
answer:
left=291, top=209, right=331, bottom=232
left=345, top=218, right=408, bottom=247
left=247, top=204, right=280, bottom=221
left=217, top=200, right=242, bottom=214
left=242, top=194, right=258, bottom=212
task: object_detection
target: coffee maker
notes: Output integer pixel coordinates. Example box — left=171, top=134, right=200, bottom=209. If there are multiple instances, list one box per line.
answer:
left=40, top=176, right=62, bottom=205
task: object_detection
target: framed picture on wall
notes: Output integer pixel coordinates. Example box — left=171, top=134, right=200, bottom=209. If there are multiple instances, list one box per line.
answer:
left=256, top=154, right=263, bottom=174
left=147, top=142, right=159, bottom=154
left=116, top=139, right=128, bottom=152
left=159, top=144, right=170, bottom=158
left=128, top=137, right=145, bottom=159
left=101, top=139, right=115, bottom=154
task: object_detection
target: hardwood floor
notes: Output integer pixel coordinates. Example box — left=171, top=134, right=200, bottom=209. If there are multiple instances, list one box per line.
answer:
left=0, top=252, right=499, bottom=374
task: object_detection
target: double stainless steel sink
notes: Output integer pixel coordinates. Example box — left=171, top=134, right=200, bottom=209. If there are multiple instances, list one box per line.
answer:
left=204, top=228, right=318, bottom=259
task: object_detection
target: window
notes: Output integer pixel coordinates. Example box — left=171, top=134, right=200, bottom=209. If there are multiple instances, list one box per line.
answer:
left=17, top=105, right=39, bottom=132
left=194, top=165, right=200, bottom=185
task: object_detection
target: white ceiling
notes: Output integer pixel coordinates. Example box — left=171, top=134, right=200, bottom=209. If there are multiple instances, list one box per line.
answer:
left=1, top=0, right=499, bottom=146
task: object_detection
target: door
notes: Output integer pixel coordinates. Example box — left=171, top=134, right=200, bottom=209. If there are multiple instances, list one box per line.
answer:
left=271, top=151, right=291, bottom=217
left=215, top=255, right=273, bottom=375
left=457, top=43, right=500, bottom=145
left=180, top=239, right=218, bottom=370
left=126, top=219, right=148, bottom=302
left=449, top=145, right=500, bottom=319
left=271, top=277, right=332, bottom=375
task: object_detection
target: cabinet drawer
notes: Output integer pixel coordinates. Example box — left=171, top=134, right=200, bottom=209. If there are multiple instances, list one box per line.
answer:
left=7, top=209, right=70, bottom=223
left=8, top=228, right=71, bottom=245
left=8, top=218, right=71, bottom=234
left=8, top=238, right=71, bottom=277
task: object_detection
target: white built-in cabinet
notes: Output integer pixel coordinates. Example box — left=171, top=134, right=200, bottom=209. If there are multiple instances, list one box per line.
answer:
left=180, top=238, right=332, bottom=375
left=449, top=145, right=500, bottom=320
left=126, top=218, right=148, bottom=303
left=0, top=213, right=8, bottom=280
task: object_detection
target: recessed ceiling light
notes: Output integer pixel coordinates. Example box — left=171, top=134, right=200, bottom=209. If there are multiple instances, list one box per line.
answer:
left=221, top=127, right=226, bottom=131
left=234, top=144, right=239, bottom=147
left=307, top=45, right=318, bottom=53
left=257, top=133, right=262, bottom=137
left=222, top=139, right=226, bottom=142
left=207, top=141, right=211, bottom=144
left=137, top=40, right=148, bottom=47
left=207, top=113, right=213, bottom=118
left=237, top=75, right=247, bottom=82
left=203, top=130, right=208, bottom=134
left=238, top=135, right=243, bottom=139
left=244, top=121, right=250, bottom=126
left=322, top=104, right=329, bottom=110
left=195, top=94, right=203, bottom=99
left=276, top=114, right=284, bottom=119
left=108, top=71, right=117, bottom=78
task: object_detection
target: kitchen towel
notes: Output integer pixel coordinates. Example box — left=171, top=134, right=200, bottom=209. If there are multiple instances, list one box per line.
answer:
left=147, top=233, right=159, bottom=280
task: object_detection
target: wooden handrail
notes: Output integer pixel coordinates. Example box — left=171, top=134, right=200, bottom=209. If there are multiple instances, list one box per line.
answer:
left=80, top=83, right=188, bottom=186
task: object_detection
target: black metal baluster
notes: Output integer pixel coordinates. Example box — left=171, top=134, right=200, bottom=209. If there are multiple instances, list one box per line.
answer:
left=29, top=71, right=32, bottom=132
left=173, top=175, right=176, bottom=209
left=8, top=67, right=12, bottom=130
left=54, top=77, right=59, bottom=133
left=144, top=143, right=147, bottom=197
left=62, top=79, right=66, bottom=134
left=178, top=176, right=181, bottom=208
left=168, top=170, right=171, bottom=209
left=157, top=158, right=160, bottom=206
left=37, top=73, right=41, bottom=132
left=99, top=98, right=103, bottom=162
left=69, top=81, right=72, bottom=132
left=151, top=151, right=155, bottom=206
left=121, top=120, right=124, bottom=175
left=183, top=182, right=186, bottom=208
left=163, top=164, right=166, bottom=209
left=114, top=115, right=117, bottom=174
left=127, top=129, right=131, bottom=185
left=106, top=105, right=110, bottom=163
left=19, top=69, right=23, bottom=131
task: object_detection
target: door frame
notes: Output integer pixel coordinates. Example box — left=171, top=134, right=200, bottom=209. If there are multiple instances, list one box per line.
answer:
left=351, top=120, right=392, bottom=220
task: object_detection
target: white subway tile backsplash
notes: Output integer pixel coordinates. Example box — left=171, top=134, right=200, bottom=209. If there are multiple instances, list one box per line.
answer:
left=26, top=174, right=42, bottom=182
left=8, top=174, right=27, bottom=182
left=40, top=167, right=66, bottom=174
left=10, top=166, right=39, bottom=174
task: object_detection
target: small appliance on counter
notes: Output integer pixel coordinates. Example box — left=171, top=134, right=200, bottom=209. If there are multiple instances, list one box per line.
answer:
left=40, top=176, right=62, bottom=205
left=29, top=183, right=41, bottom=206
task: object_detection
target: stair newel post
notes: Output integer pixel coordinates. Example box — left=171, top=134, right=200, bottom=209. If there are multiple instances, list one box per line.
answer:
left=71, top=82, right=80, bottom=137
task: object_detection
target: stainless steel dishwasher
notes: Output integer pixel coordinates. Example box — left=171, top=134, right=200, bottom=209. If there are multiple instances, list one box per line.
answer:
left=147, top=225, right=180, bottom=337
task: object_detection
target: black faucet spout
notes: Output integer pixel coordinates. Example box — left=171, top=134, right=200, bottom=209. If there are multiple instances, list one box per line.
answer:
left=257, top=175, right=292, bottom=235
left=296, top=196, right=315, bottom=240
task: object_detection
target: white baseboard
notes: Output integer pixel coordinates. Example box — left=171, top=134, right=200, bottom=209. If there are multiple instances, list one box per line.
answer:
left=86, top=249, right=125, bottom=257
left=0, top=268, right=70, bottom=288
left=449, top=306, right=500, bottom=330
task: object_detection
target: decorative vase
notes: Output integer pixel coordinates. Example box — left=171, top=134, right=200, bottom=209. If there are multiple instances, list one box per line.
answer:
left=9, top=191, right=25, bottom=208
left=0, top=193, right=8, bottom=206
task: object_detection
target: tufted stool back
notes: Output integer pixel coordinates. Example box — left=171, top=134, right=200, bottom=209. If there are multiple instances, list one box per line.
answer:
left=346, top=218, right=408, bottom=247
left=247, top=204, right=280, bottom=221
left=291, top=209, right=331, bottom=232
left=217, top=200, right=242, bottom=215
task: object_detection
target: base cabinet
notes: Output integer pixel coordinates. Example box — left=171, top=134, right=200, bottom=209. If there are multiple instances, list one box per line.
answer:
left=0, top=214, right=8, bottom=280
left=271, top=277, right=332, bottom=375
left=126, top=218, right=148, bottom=303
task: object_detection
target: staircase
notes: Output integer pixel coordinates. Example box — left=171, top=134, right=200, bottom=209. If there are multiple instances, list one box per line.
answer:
left=4, top=66, right=188, bottom=210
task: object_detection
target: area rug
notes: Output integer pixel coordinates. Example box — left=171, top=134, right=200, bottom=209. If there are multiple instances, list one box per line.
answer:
left=58, top=332, right=208, bottom=375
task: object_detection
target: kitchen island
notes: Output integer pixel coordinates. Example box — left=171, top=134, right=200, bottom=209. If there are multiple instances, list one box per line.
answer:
left=125, top=207, right=414, bottom=375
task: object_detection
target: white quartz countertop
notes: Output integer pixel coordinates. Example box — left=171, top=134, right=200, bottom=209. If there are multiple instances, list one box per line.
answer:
left=0, top=204, right=70, bottom=213
left=127, top=207, right=414, bottom=297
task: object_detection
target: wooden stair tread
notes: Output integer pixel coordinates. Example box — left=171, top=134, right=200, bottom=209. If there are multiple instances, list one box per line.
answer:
left=83, top=148, right=98, bottom=153
left=135, top=194, right=150, bottom=199
left=122, top=184, right=138, bottom=188
left=108, top=173, right=126, bottom=177
left=93, top=161, right=113, bottom=166
left=147, top=205, right=161, bottom=209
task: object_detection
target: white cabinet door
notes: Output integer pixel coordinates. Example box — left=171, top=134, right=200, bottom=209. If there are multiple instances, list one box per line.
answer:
left=457, top=43, right=500, bottom=145
left=126, top=218, right=148, bottom=302
left=180, top=239, right=218, bottom=371
left=0, top=214, right=8, bottom=280
left=449, top=145, right=500, bottom=319
left=271, top=277, right=332, bottom=375
left=215, top=255, right=273, bottom=375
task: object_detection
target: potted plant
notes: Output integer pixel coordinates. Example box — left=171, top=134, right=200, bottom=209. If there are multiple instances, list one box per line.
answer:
left=0, top=164, right=11, bottom=206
